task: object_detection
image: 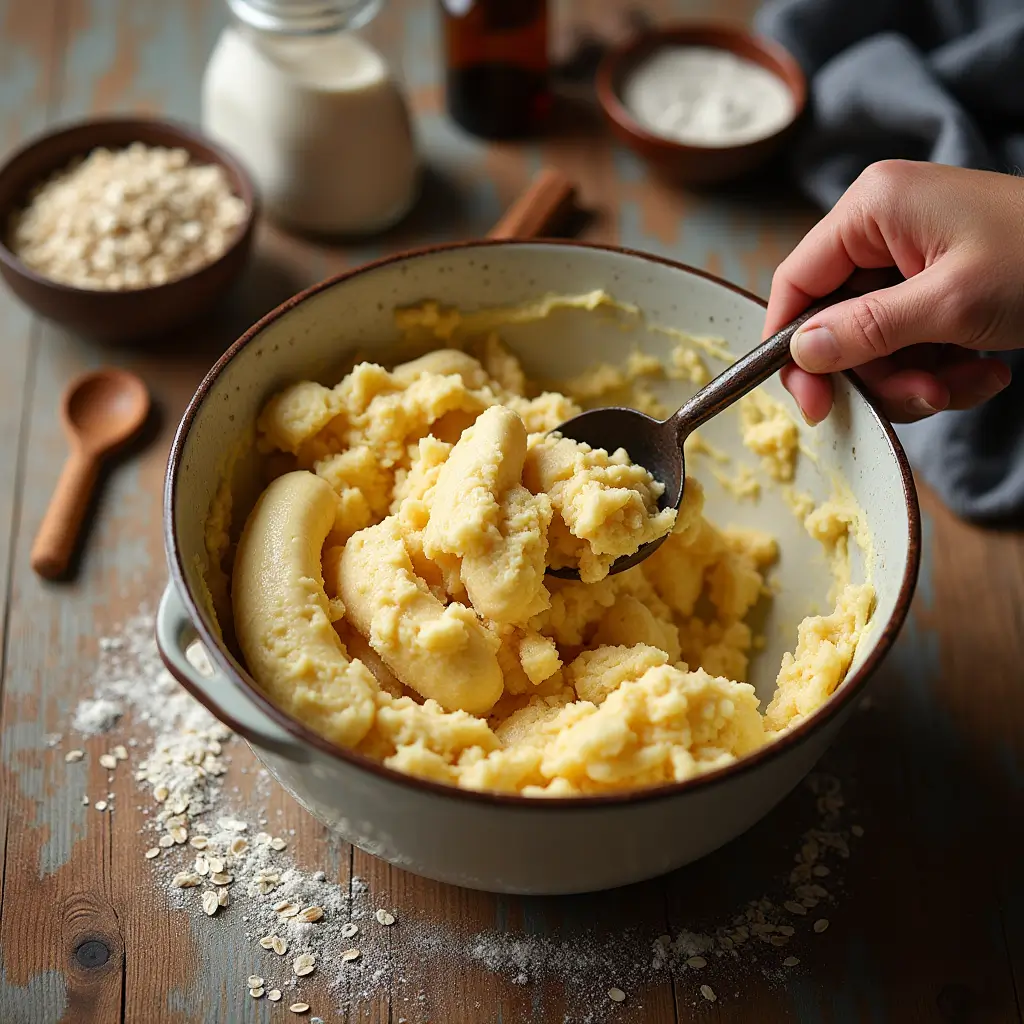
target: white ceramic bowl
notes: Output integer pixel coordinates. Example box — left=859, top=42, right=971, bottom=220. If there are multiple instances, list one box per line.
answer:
left=159, top=240, right=920, bottom=894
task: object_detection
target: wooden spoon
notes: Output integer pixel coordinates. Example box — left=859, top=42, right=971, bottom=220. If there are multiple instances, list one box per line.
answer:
left=31, top=368, right=151, bottom=580
left=547, top=289, right=847, bottom=579
left=487, top=167, right=577, bottom=240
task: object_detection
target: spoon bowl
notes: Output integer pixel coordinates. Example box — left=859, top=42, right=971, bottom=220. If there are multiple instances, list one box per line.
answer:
left=549, top=288, right=846, bottom=580
left=65, top=368, right=151, bottom=454
left=31, top=367, right=151, bottom=579
left=545, top=405, right=682, bottom=580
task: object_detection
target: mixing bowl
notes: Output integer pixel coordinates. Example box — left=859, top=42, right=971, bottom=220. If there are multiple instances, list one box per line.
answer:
left=158, top=240, right=919, bottom=894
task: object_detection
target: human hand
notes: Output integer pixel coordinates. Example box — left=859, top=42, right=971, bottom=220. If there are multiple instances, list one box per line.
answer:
left=764, top=160, right=1023, bottom=424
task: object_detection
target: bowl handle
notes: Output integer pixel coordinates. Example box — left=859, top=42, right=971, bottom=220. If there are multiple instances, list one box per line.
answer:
left=156, top=583, right=312, bottom=763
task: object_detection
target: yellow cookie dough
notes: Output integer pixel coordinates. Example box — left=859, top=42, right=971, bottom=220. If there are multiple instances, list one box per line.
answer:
left=226, top=310, right=876, bottom=797
left=524, top=434, right=677, bottom=583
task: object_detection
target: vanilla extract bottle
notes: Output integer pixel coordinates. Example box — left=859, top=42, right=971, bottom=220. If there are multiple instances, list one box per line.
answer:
left=440, top=0, right=551, bottom=139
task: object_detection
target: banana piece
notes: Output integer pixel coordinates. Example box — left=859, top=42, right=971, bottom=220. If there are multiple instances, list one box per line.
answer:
left=232, top=471, right=377, bottom=748
left=423, top=405, right=551, bottom=625
left=339, top=515, right=503, bottom=715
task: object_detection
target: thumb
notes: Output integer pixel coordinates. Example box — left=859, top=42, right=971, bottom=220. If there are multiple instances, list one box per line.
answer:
left=790, top=267, right=953, bottom=373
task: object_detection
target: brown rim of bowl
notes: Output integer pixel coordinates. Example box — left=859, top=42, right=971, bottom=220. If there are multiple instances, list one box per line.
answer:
left=0, top=115, right=257, bottom=295
left=162, top=237, right=920, bottom=812
left=595, top=22, right=808, bottom=155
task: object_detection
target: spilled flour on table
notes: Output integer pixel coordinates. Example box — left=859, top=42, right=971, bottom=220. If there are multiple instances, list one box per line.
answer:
left=66, top=607, right=864, bottom=1021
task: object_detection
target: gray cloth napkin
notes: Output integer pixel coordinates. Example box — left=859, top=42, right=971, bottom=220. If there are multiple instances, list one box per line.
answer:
left=756, top=0, right=1024, bottom=523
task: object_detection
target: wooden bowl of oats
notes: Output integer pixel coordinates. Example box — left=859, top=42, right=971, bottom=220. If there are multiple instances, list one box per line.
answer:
left=0, top=117, right=257, bottom=343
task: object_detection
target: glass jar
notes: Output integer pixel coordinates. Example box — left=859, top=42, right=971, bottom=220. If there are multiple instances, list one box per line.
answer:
left=203, top=0, right=420, bottom=235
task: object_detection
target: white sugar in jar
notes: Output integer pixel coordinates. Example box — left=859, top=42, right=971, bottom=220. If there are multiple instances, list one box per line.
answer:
left=203, top=0, right=419, bottom=236
left=622, top=45, right=795, bottom=148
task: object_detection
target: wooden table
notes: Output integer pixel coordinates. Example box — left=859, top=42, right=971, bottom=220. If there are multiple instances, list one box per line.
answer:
left=1, top=1, right=1021, bottom=1021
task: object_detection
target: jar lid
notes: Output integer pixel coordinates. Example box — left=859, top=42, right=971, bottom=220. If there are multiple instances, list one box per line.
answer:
left=227, top=0, right=382, bottom=34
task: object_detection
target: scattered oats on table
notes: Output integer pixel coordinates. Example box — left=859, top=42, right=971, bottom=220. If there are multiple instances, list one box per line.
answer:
left=7, top=143, right=246, bottom=290
left=293, top=953, right=316, bottom=976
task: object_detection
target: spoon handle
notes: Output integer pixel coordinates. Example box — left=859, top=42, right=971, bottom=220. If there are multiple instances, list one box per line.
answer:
left=30, top=447, right=100, bottom=580
left=487, top=167, right=576, bottom=240
left=669, top=290, right=845, bottom=442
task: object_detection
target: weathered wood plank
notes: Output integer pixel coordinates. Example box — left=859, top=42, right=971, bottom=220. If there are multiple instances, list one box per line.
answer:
left=0, top=0, right=59, bottom=688
left=2, top=1, right=1023, bottom=1022
left=0, top=0, right=74, bottom=1020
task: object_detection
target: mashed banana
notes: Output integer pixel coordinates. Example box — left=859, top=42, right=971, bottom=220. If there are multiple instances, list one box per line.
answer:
left=227, top=317, right=874, bottom=796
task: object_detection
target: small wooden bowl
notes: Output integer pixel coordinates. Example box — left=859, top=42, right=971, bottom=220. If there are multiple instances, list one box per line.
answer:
left=596, top=23, right=807, bottom=186
left=0, top=117, right=257, bottom=343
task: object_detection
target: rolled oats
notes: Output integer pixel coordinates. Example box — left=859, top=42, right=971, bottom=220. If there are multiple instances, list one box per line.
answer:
left=8, top=144, right=247, bottom=290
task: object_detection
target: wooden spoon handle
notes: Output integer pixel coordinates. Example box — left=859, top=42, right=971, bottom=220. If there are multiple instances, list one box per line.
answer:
left=487, top=168, right=577, bottom=240
left=30, top=448, right=100, bottom=580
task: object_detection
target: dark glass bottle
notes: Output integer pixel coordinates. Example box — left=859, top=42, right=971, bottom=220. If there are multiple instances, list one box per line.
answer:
left=440, top=0, right=550, bottom=139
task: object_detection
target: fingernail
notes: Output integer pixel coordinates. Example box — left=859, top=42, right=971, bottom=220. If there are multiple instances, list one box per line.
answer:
left=906, top=395, right=939, bottom=418
left=985, top=365, right=1012, bottom=394
left=799, top=408, right=820, bottom=427
left=791, top=325, right=840, bottom=372
left=963, top=371, right=1011, bottom=408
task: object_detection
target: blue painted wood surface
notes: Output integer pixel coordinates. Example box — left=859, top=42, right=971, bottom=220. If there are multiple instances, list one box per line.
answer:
left=0, top=1, right=1020, bottom=1022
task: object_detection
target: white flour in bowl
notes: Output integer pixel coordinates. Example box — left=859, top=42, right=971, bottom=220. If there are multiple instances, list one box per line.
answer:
left=621, top=46, right=795, bottom=148
left=65, top=607, right=864, bottom=1021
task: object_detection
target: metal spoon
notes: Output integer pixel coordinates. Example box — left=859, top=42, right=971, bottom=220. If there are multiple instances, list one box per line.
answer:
left=547, top=290, right=844, bottom=580
left=30, top=367, right=151, bottom=580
